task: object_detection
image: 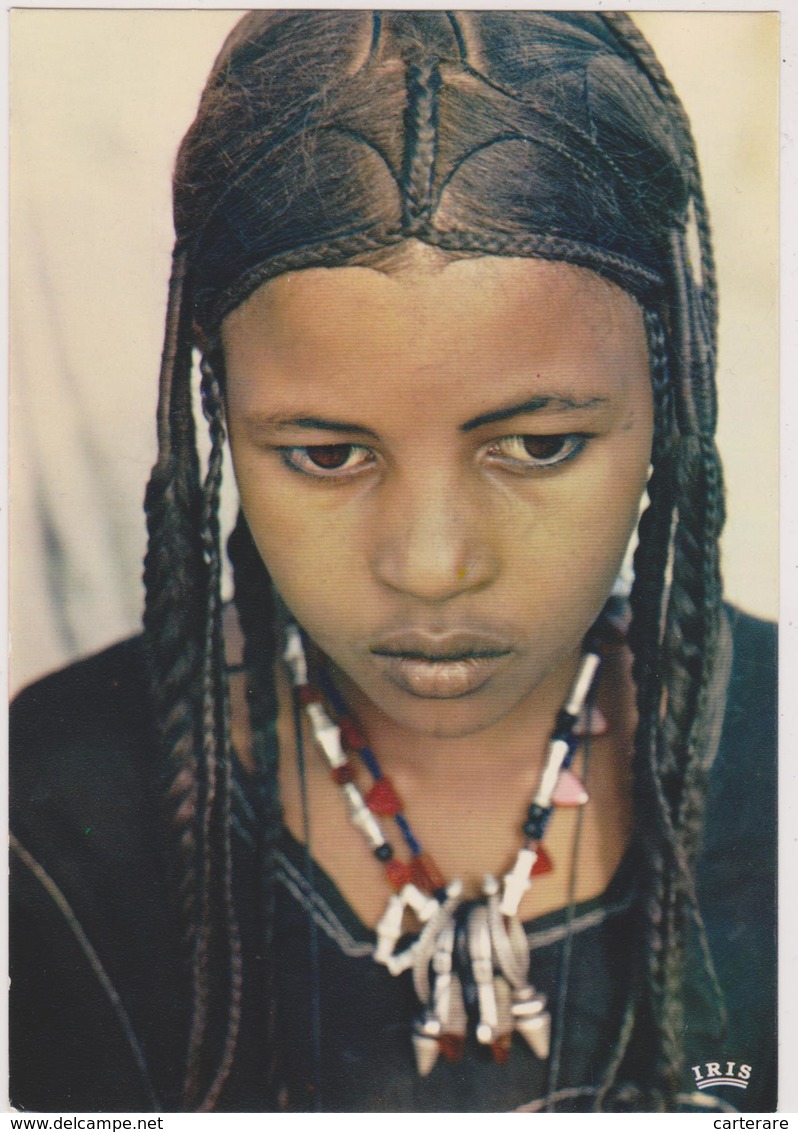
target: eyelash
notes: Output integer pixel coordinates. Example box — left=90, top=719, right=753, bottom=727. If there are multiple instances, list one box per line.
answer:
left=278, top=435, right=589, bottom=480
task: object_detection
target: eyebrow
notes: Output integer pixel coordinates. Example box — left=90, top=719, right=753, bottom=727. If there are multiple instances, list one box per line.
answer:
left=460, top=394, right=610, bottom=433
left=247, top=414, right=379, bottom=439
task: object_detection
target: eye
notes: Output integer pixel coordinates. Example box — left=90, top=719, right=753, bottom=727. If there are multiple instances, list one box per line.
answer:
left=484, top=434, right=587, bottom=469
left=279, top=443, right=375, bottom=478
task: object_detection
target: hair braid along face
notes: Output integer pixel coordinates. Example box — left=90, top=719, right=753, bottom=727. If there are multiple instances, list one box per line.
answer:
left=226, top=511, right=283, bottom=1101
left=143, top=249, right=205, bottom=945
left=177, top=354, right=243, bottom=1112
left=623, top=302, right=726, bottom=1105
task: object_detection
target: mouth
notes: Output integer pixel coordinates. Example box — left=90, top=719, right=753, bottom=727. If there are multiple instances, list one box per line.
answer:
left=370, top=631, right=513, bottom=699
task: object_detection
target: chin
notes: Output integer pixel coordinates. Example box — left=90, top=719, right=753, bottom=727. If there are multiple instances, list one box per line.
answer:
left=371, top=683, right=521, bottom=740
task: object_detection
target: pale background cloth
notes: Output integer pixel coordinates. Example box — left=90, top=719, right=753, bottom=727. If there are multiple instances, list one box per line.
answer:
left=9, top=11, right=779, bottom=695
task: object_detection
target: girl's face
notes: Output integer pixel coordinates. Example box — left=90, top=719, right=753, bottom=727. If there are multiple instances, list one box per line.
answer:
left=223, top=254, right=652, bottom=740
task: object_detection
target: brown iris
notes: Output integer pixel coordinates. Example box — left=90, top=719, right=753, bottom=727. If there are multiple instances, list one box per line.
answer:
left=306, top=444, right=354, bottom=469
left=520, top=436, right=567, bottom=460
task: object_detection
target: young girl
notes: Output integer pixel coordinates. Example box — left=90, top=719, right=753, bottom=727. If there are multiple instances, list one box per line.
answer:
left=10, top=11, right=777, bottom=1114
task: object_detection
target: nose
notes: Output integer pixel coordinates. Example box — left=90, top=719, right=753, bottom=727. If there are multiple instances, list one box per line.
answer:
left=371, top=470, right=499, bottom=603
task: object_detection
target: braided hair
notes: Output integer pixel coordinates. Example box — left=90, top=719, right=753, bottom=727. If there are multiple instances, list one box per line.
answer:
left=143, top=12, right=727, bottom=1111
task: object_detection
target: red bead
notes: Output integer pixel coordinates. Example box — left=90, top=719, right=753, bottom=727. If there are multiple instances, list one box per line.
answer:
left=411, top=852, right=447, bottom=894
left=438, top=1034, right=465, bottom=1064
left=491, top=1034, right=512, bottom=1065
left=385, top=859, right=412, bottom=892
left=298, top=685, right=322, bottom=706
left=365, top=777, right=402, bottom=816
left=530, top=845, right=554, bottom=877
left=339, top=717, right=366, bottom=751
left=331, top=761, right=355, bottom=785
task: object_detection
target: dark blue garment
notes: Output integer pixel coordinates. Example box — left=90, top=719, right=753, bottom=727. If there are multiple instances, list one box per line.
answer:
left=9, top=610, right=776, bottom=1112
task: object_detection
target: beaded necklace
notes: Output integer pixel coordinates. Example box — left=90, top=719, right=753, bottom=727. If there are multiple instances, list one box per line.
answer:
left=283, top=617, right=616, bottom=1077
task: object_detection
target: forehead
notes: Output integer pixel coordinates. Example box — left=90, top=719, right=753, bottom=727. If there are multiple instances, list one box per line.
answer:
left=221, top=255, right=649, bottom=405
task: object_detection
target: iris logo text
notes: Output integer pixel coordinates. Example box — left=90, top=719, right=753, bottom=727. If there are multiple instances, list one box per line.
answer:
left=691, top=1061, right=752, bottom=1090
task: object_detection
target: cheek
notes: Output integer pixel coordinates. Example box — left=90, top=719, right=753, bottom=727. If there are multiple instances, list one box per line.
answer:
left=231, top=456, right=358, bottom=622
left=519, top=446, right=648, bottom=553
left=506, top=441, right=650, bottom=625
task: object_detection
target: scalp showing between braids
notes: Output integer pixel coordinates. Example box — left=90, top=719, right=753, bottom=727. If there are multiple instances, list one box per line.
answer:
left=143, top=11, right=728, bottom=1111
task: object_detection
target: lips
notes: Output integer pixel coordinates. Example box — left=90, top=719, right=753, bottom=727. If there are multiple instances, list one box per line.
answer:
left=370, top=630, right=513, bottom=699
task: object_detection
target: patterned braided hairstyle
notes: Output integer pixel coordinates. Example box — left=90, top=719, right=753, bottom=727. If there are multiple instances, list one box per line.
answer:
left=143, top=11, right=727, bottom=1111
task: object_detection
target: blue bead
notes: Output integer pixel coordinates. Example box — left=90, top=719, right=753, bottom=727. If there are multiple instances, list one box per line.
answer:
left=524, top=803, right=551, bottom=841
left=553, top=709, right=577, bottom=738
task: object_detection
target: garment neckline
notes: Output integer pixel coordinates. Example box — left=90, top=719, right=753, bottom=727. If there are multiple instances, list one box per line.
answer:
left=276, top=823, right=639, bottom=952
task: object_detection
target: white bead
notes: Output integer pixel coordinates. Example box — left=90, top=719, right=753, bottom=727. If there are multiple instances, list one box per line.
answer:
left=533, top=737, right=571, bottom=808
left=374, top=895, right=405, bottom=965
left=433, top=947, right=452, bottom=976
left=341, top=782, right=386, bottom=848
left=357, top=810, right=387, bottom=850
left=511, top=995, right=546, bottom=1019
left=500, top=848, right=535, bottom=917
left=387, top=944, right=417, bottom=976
left=306, top=701, right=333, bottom=733
left=564, top=652, right=601, bottom=717
left=432, top=927, right=454, bottom=1024
left=514, top=1009, right=551, bottom=1060
left=445, top=878, right=464, bottom=902
left=282, top=624, right=308, bottom=686
left=468, top=907, right=498, bottom=1039
left=412, top=1029, right=440, bottom=1077
left=482, top=874, right=500, bottom=898
left=306, top=704, right=346, bottom=768
left=401, top=883, right=440, bottom=922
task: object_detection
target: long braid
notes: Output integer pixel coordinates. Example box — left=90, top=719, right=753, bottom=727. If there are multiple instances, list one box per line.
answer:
left=178, top=354, right=221, bottom=1106
left=144, top=284, right=244, bottom=1109
left=181, top=354, right=243, bottom=1111
left=591, top=308, right=675, bottom=1109
left=642, top=313, right=687, bottom=1108
left=649, top=432, right=719, bottom=1102
left=622, top=261, right=725, bottom=1107
left=144, top=255, right=243, bottom=1108
left=659, top=230, right=725, bottom=801
left=143, top=248, right=207, bottom=993
left=227, top=512, right=283, bottom=1097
